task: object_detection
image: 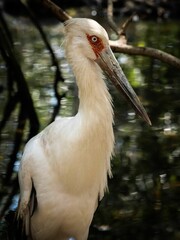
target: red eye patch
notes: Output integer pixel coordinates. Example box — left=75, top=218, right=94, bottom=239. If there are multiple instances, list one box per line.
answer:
left=86, top=34, right=105, bottom=58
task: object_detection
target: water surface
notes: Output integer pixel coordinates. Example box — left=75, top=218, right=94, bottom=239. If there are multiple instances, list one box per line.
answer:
left=0, top=16, right=179, bottom=240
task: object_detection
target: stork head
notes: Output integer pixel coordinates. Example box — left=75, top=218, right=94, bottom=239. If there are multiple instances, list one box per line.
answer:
left=64, top=18, right=151, bottom=125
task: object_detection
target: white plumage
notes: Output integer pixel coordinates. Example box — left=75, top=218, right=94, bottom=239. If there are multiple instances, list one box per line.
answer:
left=17, top=18, right=150, bottom=240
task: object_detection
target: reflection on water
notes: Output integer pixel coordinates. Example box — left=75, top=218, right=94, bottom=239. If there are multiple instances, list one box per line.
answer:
left=0, top=16, right=180, bottom=239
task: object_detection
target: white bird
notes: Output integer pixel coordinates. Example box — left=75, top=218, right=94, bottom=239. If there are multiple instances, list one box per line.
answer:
left=17, top=18, right=151, bottom=240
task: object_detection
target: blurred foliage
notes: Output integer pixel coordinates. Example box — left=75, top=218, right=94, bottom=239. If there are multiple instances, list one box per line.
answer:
left=0, top=8, right=180, bottom=240
left=89, top=20, right=180, bottom=240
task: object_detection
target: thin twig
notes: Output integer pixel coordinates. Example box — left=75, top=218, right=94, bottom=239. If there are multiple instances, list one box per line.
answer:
left=107, top=0, right=119, bottom=36
left=118, top=13, right=136, bottom=36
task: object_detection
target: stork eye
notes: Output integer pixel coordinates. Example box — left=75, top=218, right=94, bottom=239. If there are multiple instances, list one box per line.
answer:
left=91, top=36, right=98, bottom=43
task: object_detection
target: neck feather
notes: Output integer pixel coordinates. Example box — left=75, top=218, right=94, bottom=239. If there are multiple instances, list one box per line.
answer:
left=65, top=55, right=115, bottom=198
left=72, top=57, right=113, bottom=121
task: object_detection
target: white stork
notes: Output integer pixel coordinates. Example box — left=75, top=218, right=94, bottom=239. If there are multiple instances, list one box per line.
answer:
left=17, top=18, right=151, bottom=240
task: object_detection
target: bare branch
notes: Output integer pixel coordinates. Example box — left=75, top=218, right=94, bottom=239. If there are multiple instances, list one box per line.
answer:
left=118, top=13, right=136, bottom=36
left=41, top=0, right=180, bottom=69
left=110, top=40, right=180, bottom=69
left=107, top=0, right=119, bottom=36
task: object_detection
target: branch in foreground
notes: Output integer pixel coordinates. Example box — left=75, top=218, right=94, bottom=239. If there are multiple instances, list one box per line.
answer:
left=110, top=41, right=180, bottom=69
left=41, top=0, right=71, bottom=22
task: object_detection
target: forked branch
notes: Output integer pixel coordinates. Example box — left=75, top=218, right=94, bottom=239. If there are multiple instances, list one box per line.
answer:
left=41, top=0, right=180, bottom=69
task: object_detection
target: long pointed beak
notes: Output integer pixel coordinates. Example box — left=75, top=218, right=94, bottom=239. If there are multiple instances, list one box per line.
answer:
left=96, top=47, right=151, bottom=125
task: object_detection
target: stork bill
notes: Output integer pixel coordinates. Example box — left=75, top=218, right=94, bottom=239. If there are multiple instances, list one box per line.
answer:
left=96, top=47, right=151, bottom=125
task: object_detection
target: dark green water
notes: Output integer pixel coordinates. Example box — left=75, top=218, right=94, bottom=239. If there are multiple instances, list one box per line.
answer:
left=0, top=16, right=180, bottom=239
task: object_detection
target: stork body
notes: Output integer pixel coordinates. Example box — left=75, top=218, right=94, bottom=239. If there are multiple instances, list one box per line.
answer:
left=17, top=18, right=150, bottom=240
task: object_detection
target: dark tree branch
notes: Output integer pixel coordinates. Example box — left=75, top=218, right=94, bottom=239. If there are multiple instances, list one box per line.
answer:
left=42, top=0, right=71, bottom=22
left=0, top=178, right=19, bottom=219
left=21, top=0, right=66, bottom=122
left=0, top=9, right=13, bottom=46
left=5, top=105, right=27, bottom=182
left=0, top=13, right=39, bottom=137
left=0, top=10, right=39, bottom=183
left=0, top=93, right=19, bottom=134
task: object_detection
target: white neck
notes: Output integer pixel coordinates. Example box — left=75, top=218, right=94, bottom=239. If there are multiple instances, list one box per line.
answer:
left=73, top=57, right=113, bottom=122
left=66, top=52, right=114, bottom=198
